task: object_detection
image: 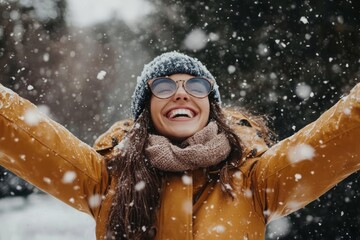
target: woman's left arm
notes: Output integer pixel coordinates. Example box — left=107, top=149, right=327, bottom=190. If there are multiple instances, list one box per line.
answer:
left=246, top=83, right=360, bottom=223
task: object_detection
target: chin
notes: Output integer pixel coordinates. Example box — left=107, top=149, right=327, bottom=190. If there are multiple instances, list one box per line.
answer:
left=165, top=128, right=198, bottom=141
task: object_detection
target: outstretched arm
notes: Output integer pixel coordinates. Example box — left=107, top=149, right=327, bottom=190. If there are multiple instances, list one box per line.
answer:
left=243, top=83, right=360, bottom=223
left=0, top=84, right=108, bottom=217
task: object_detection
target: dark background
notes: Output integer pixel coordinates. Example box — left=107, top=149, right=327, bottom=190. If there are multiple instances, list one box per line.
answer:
left=0, top=0, right=359, bottom=239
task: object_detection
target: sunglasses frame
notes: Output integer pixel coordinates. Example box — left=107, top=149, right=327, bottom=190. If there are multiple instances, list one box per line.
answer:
left=147, top=77, right=215, bottom=99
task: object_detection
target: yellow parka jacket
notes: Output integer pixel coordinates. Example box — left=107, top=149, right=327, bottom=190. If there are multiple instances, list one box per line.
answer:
left=0, top=83, right=360, bottom=239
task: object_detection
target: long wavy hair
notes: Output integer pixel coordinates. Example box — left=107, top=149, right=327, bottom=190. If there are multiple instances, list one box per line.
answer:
left=105, top=96, right=273, bottom=239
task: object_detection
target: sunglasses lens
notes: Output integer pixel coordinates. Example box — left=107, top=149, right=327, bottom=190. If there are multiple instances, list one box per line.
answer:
left=185, top=78, right=212, bottom=97
left=150, top=78, right=177, bottom=98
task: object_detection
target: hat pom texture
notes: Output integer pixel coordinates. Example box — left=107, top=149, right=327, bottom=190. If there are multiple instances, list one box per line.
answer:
left=131, top=51, right=221, bottom=119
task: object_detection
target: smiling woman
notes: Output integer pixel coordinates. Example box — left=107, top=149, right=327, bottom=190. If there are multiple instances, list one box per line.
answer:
left=0, top=51, right=360, bottom=240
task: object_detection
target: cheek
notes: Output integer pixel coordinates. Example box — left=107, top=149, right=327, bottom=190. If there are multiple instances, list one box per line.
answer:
left=199, top=100, right=210, bottom=125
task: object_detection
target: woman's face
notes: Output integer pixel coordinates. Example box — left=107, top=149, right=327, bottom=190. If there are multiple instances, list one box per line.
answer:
left=150, top=73, right=210, bottom=141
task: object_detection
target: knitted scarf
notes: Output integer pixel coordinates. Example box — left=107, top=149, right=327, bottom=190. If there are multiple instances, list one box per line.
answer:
left=145, top=122, right=231, bottom=172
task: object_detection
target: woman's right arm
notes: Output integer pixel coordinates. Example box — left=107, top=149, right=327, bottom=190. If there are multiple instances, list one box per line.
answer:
left=0, top=84, right=108, bottom=217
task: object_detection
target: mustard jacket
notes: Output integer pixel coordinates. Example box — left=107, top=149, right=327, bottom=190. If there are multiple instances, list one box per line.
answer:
left=0, top=83, right=359, bottom=239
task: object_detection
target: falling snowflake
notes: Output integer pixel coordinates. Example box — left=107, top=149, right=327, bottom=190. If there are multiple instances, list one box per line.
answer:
left=43, top=53, right=50, bottom=62
left=181, top=175, right=192, bottom=185
left=62, top=171, right=77, bottom=184
left=88, top=194, right=102, bottom=208
left=295, top=83, right=312, bottom=100
left=135, top=180, right=146, bottom=191
left=211, top=225, right=226, bottom=234
left=23, top=109, right=42, bottom=126
left=43, top=177, right=52, bottom=184
left=287, top=143, right=315, bottom=163
left=267, top=217, right=291, bottom=238
left=300, top=16, right=309, bottom=24
left=97, top=70, right=107, bottom=80
left=294, top=173, right=302, bottom=182
left=227, top=65, right=236, bottom=74
left=183, top=28, right=207, bottom=51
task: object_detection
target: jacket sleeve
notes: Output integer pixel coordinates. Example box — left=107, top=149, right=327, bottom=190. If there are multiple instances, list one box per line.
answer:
left=245, top=83, right=360, bottom=223
left=0, top=84, right=109, bottom=218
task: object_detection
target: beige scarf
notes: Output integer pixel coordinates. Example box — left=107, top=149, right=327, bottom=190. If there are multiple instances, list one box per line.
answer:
left=145, top=122, right=231, bottom=172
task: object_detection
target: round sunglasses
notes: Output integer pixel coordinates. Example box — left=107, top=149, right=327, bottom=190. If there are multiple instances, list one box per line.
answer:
left=147, top=77, right=214, bottom=99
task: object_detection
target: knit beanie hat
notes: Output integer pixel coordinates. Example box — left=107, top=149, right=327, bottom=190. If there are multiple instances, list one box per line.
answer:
left=131, top=51, right=221, bottom=119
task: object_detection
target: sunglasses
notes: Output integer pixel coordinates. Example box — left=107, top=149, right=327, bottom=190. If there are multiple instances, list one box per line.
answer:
left=147, top=77, right=214, bottom=99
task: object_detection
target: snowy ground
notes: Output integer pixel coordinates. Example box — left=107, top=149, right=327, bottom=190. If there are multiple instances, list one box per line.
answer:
left=0, top=194, right=290, bottom=239
left=0, top=194, right=96, bottom=240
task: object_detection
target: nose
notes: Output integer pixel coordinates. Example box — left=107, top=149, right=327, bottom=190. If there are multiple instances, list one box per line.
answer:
left=172, top=83, right=189, bottom=101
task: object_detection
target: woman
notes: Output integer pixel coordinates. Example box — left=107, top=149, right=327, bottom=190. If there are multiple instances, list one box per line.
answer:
left=0, top=52, right=359, bottom=239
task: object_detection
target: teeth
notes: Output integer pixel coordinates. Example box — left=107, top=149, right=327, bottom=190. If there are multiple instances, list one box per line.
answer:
left=168, top=109, right=194, bottom=119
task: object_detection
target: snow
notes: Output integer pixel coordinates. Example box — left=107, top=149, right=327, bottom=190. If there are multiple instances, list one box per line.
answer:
left=43, top=53, right=50, bottom=62
left=183, top=28, right=208, bottom=51
left=114, top=137, right=128, bottom=152
left=343, top=107, right=351, bottom=115
left=88, top=194, right=102, bottom=208
left=232, top=171, right=242, bottom=179
left=19, top=0, right=58, bottom=21
left=287, top=201, right=304, bottom=211
left=294, top=173, right=302, bottom=182
left=257, top=43, right=269, bottom=56
left=332, top=64, right=341, bottom=73
left=23, top=109, right=42, bottom=126
left=210, top=224, right=226, bottom=233
left=274, top=39, right=288, bottom=49
left=0, top=86, right=15, bottom=109
left=270, top=72, right=277, bottom=80
left=43, top=177, right=52, bottom=184
left=0, top=194, right=95, bottom=240
left=266, top=217, right=291, bottom=239
left=295, top=83, right=312, bottom=100
left=134, top=180, right=146, bottom=191
left=287, top=143, right=315, bottom=163
left=9, top=9, right=20, bottom=20
left=61, top=171, right=77, bottom=184
left=208, top=32, right=220, bottom=41
left=300, top=16, right=309, bottom=24
left=37, top=105, right=51, bottom=116
left=96, top=70, right=107, bottom=81
left=181, top=175, right=192, bottom=185
left=66, top=0, right=153, bottom=27
left=244, top=189, right=253, bottom=198
left=227, top=65, right=236, bottom=74
left=337, top=16, right=344, bottom=24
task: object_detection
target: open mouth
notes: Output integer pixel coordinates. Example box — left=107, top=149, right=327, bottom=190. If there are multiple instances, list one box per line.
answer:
left=167, top=108, right=196, bottom=119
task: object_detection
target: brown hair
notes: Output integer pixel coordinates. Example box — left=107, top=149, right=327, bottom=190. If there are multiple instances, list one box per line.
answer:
left=105, top=106, right=161, bottom=239
left=105, top=97, right=273, bottom=239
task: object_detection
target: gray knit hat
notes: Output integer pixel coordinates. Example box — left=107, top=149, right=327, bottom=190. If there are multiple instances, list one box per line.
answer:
left=131, top=51, right=221, bottom=119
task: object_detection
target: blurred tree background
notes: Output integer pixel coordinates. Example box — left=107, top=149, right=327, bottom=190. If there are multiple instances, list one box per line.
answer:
left=0, top=0, right=359, bottom=239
